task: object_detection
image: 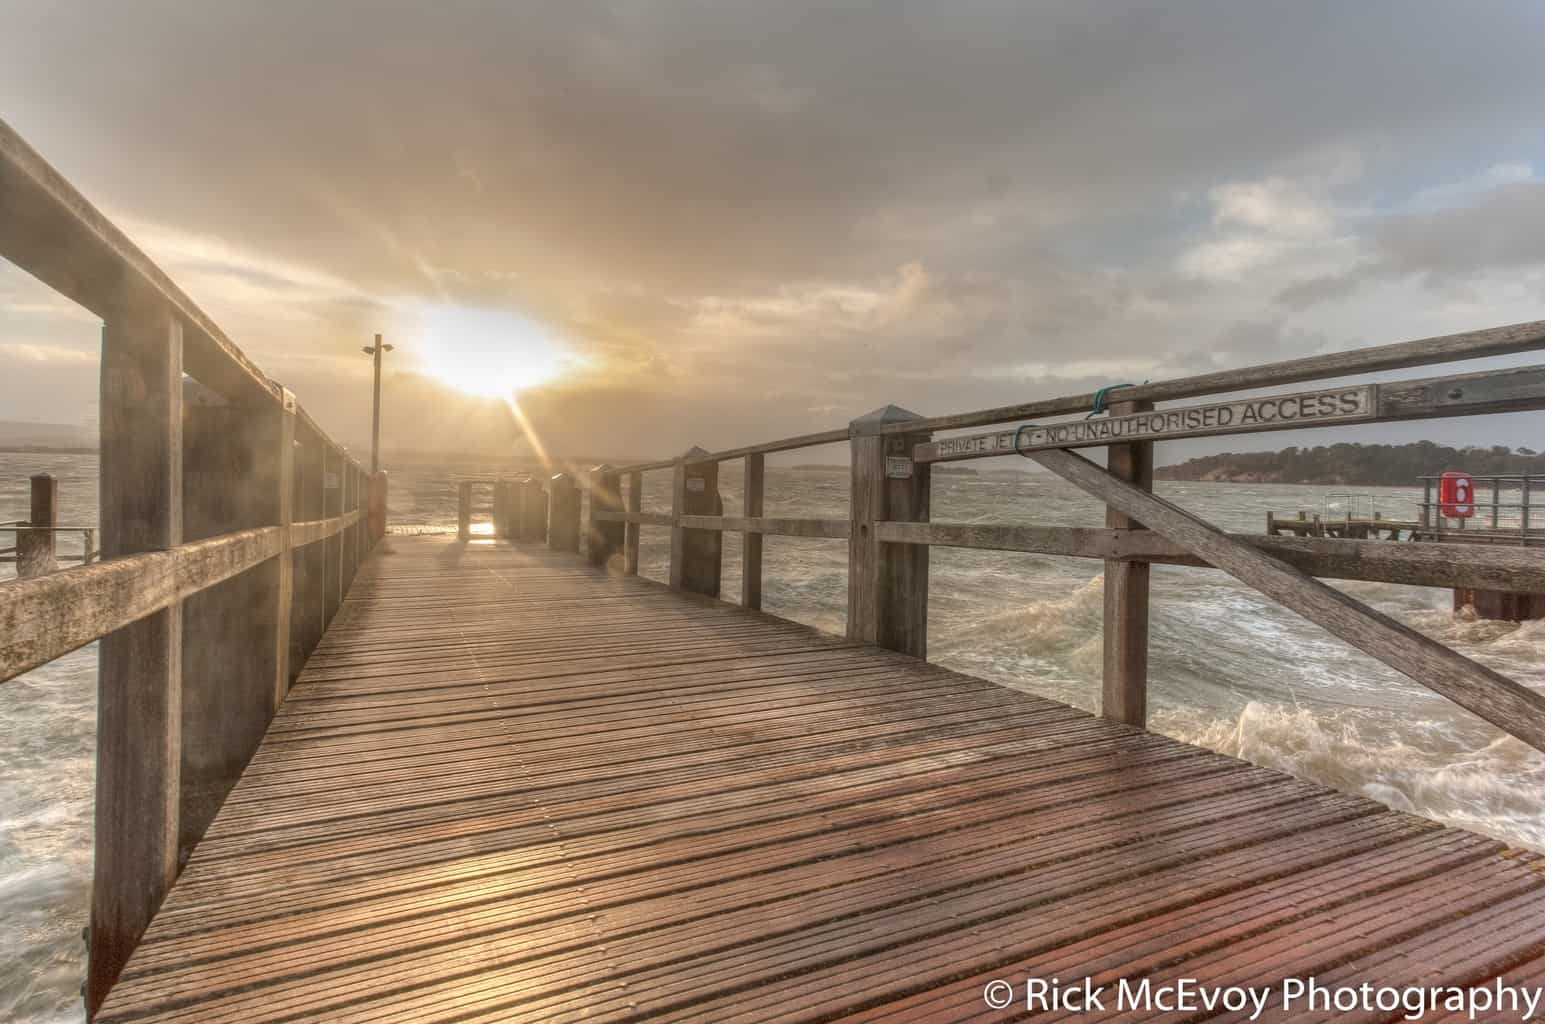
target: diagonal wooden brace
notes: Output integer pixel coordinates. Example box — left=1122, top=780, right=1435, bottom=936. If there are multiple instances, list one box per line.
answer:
left=1029, top=446, right=1545, bottom=754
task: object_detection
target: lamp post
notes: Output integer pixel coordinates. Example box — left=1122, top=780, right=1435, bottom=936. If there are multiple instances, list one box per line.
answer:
left=361, top=335, right=394, bottom=474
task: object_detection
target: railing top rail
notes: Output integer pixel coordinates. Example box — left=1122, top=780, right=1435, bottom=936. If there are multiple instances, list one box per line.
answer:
left=0, top=117, right=363, bottom=474
left=885, top=319, right=1545, bottom=436
left=611, top=320, right=1545, bottom=471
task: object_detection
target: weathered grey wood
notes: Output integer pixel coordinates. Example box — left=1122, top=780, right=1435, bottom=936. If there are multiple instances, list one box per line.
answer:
left=287, top=510, right=361, bottom=547
left=368, top=470, right=388, bottom=543
left=1, top=527, right=286, bottom=683
left=292, top=431, right=326, bottom=676
left=519, top=477, right=547, bottom=542
left=586, top=465, right=625, bottom=570
left=1102, top=399, right=1152, bottom=728
left=0, top=117, right=278, bottom=407
left=323, top=449, right=342, bottom=625
left=271, top=391, right=296, bottom=709
left=342, top=463, right=357, bottom=591
left=887, top=320, right=1545, bottom=436
left=848, top=406, right=930, bottom=657
left=624, top=471, right=642, bottom=575
left=547, top=474, right=581, bottom=552
left=743, top=453, right=765, bottom=610
left=456, top=481, right=473, bottom=541
left=91, top=312, right=184, bottom=1017
left=177, top=385, right=283, bottom=863
left=592, top=509, right=676, bottom=528
left=916, top=364, right=1545, bottom=464
left=1030, top=445, right=1545, bottom=754
left=491, top=480, right=509, bottom=539
left=676, top=515, right=850, bottom=539
left=17, top=472, right=57, bottom=577
left=670, top=448, right=723, bottom=596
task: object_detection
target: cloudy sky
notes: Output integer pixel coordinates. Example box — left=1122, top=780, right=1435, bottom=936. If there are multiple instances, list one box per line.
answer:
left=2, top=1, right=1544, bottom=461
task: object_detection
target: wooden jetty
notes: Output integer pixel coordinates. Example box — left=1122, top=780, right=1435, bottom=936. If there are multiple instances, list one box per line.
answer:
left=6, top=117, right=1545, bottom=1020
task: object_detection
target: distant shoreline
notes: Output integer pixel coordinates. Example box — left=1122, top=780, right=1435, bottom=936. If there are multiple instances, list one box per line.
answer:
left=1155, top=441, right=1543, bottom=487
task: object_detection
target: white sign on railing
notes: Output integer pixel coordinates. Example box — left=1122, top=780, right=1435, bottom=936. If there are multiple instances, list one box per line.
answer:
left=916, top=385, right=1377, bottom=463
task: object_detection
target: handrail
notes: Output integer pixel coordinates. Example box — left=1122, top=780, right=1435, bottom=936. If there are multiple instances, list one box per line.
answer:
left=610, top=319, right=1545, bottom=471
left=582, top=318, right=1545, bottom=761
left=0, top=117, right=384, bottom=1011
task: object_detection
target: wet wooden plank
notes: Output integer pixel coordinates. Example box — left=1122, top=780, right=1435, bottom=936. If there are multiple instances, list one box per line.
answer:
left=95, top=536, right=1545, bottom=1024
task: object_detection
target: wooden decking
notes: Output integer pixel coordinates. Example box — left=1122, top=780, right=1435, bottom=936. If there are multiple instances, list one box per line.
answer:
left=97, top=536, right=1545, bottom=1023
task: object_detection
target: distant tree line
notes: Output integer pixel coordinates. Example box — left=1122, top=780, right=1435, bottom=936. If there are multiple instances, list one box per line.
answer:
left=1155, top=441, right=1545, bottom=485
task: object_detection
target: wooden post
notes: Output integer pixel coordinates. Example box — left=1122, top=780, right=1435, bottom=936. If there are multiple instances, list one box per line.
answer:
left=324, top=449, right=342, bottom=625
left=491, top=480, right=509, bottom=539
left=177, top=380, right=286, bottom=862
left=847, top=406, right=930, bottom=656
left=342, top=462, right=357, bottom=591
left=1030, top=444, right=1545, bottom=754
left=1523, top=478, right=1532, bottom=547
left=368, top=470, right=388, bottom=543
left=292, top=430, right=326, bottom=674
left=670, top=447, right=723, bottom=596
left=519, top=477, right=547, bottom=542
left=91, top=312, right=183, bottom=1016
left=272, top=391, right=295, bottom=709
left=547, top=473, right=581, bottom=552
left=742, top=453, right=764, bottom=610
left=586, top=464, right=624, bottom=570
left=1101, top=398, right=1154, bottom=728
left=288, top=438, right=307, bottom=683
left=17, top=472, right=58, bottom=577
left=457, top=481, right=472, bottom=541
left=624, top=471, right=641, bottom=575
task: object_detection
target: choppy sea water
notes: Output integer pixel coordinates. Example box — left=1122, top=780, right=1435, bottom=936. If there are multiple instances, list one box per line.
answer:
left=3, top=451, right=1543, bottom=1022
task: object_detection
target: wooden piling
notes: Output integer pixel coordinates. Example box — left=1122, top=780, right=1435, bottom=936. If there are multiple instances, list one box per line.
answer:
left=846, top=406, right=930, bottom=657
left=742, top=453, right=764, bottom=610
left=324, top=449, right=342, bottom=624
left=547, top=473, right=580, bottom=552
left=342, top=462, right=357, bottom=591
left=456, top=481, right=472, bottom=541
left=491, top=480, right=509, bottom=539
left=670, top=448, right=723, bottom=597
left=586, top=464, right=624, bottom=570
left=17, top=472, right=57, bottom=577
left=272, top=391, right=296, bottom=709
left=519, top=477, right=547, bottom=542
left=367, top=470, right=388, bottom=542
left=1101, top=398, right=1154, bottom=728
left=178, top=380, right=285, bottom=862
left=624, top=471, right=642, bottom=575
left=292, top=431, right=326, bottom=675
left=91, top=312, right=184, bottom=1017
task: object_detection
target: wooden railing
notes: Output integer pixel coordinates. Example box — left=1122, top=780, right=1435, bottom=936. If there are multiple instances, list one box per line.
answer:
left=0, top=117, right=387, bottom=1015
left=541, top=320, right=1545, bottom=759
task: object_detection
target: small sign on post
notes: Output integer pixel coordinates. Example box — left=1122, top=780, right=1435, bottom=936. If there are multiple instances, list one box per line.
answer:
left=885, top=456, right=914, bottom=479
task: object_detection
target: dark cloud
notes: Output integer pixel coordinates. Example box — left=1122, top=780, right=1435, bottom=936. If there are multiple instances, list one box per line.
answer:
left=4, top=2, right=1545, bottom=454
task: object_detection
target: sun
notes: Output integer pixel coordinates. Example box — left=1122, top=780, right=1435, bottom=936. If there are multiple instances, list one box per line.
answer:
left=409, top=303, right=578, bottom=401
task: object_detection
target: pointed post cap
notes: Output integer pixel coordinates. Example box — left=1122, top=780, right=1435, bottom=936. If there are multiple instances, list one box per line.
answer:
left=680, top=445, right=713, bottom=465
left=849, top=403, right=925, bottom=436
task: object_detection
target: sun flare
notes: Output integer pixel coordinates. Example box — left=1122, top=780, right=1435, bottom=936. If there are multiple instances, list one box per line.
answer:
left=409, top=303, right=578, bottom=401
